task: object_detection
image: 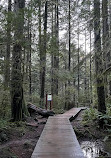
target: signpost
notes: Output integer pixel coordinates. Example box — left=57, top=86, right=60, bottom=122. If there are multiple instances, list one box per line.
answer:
left=47, top=94, right=52, bottom=101
left=46, top=94, right=52, bottom=110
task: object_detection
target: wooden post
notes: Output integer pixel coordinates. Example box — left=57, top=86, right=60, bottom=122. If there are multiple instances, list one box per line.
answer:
left=46, top=94, right=53, bottom=110
left=50, top=100, right=52, bottom=110
left=46, top=94, right=48, bottom=110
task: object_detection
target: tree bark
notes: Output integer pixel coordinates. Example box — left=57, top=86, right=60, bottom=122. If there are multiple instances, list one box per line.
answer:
left=11, top=44, right=23, bottom=121
left=39, top=0, right=42, bottom=95
left=89, top=2, right=92, bottom=104
left=29, top=28, right=32, bottom=97
left=77, top=21, right=80, bottom=107
left=102, top=0, right=109, bottom=98
left=52, top=0, right=59, bottom=96
left=4, top=0, right=11, bottom=89
left=68, top=0, right=71, bottom=72
left=94, top=0, right=106, bottom=114
left=109, top=0, right=111, bottom=95
left=51, top=3, right=54, bottom=95
left=27, top=5, right=32, bottom=99
left=102, top=0, right=109, bottom=69
left=40, top=1, right=47, bottom=107
left=84, top=28, right=87, bottom=101
left=11, top=0, right=25, bottom=121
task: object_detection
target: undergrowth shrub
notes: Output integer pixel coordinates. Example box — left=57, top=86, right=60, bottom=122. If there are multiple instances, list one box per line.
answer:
left=52, top=95, right=65, bottom=114
left=83, top=108, right=98, bottom=123
left=0, top=119, right=8, bottom=129
left=83, top=106, right=111, bottom=129
left=0, top=90, right=11, bottom=119
left=30, top=93, right=40, bottom=106
left=98, top=112, right=111, bottom=129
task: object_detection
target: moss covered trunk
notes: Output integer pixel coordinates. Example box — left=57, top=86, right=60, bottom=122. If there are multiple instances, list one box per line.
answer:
left=11, top=0, right=27, bottom=121
left=11, top=44, right=23, bottom=121
left=94, top=0, right=106, bottom=114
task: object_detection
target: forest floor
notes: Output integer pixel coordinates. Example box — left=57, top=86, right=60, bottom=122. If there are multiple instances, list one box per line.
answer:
left=71, top=110, right=111, bottom=157
left=0, top=109, right=111, bottom=158
left=0, top=114, right=47, bottom=158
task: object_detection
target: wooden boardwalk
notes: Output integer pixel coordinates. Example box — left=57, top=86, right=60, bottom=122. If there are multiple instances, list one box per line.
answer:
left=58, top=107, right=86, bottom=120
left=31, top=108, right=85, bottom=158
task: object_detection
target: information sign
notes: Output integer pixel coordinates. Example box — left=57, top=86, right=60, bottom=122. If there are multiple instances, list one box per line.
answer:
left=47, top=94, right=52, bottom=101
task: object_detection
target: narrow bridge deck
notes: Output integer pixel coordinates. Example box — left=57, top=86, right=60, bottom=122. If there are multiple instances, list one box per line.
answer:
left=31, top=108, right=85, bottom=158
left=59, top=107, right=86, bottom=120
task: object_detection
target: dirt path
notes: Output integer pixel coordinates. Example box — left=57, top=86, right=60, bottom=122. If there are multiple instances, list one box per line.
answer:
left=0, top=139, right=36, bottom=150
left=1, top=108, right=111, bottom=158
left=0, top=116, right=47, bottom=158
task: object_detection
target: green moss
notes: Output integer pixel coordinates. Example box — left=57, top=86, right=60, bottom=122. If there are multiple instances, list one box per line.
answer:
left=104, top=139, right=111, bottom=154
left=0, top=119, right=9, bottom=129
left=0, top=147, right=18, bottom=158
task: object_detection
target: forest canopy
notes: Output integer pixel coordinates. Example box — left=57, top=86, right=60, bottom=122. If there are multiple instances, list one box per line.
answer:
left=0, top=0, right=111, bottom=122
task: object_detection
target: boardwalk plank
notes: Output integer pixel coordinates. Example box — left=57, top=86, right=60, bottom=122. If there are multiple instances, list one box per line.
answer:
left=31, top=108, right=85, bottom=158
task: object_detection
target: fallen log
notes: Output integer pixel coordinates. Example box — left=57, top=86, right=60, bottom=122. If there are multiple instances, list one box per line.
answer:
left=37, top=109, right=55, bottom=117
left=27, top=103, right=55, bottom=117
left=27, top=103, right=38, bottom=114
left=26, top=122, right=38, bottom=127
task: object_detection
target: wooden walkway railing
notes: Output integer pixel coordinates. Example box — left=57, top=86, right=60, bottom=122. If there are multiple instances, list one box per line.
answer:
left=31, top=108, right=86, bottom=158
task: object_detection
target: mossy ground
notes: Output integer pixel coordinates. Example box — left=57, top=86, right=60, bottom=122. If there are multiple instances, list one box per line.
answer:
left=71, top=110, right=111, bottom=157
left=0, top=116, right=47, bottom=158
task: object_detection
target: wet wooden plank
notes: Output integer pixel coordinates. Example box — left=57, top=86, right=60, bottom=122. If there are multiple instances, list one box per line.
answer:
left=61, top=107, right=86, bottom=120
left=31, top=107, right=85, bottom=158
left=32, top=117, right=84, bottom=158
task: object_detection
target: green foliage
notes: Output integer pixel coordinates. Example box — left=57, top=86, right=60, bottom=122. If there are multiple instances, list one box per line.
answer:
left=52, top=95, right=65, bottom=114
left=78, top=91, right=90, bottom=106
left=97, top=103, right=111, bottom=129
left=0, top=90, right=11, bottom=119
left=83, top=107, right=111, bottom=129
left=0, top=120, right=26, bottom=130
left=83, top=108, right=98, bottom=123
left=22, top=99, right=30, bottom=117
left=0, top=121, right=27, bottom=140
left=31, top=93, right=40, bottom=106
left=0, top=147, right=18, bottom=158
left=98, top=112, right=111, bottom=129
left=107, top=106, right=111, bottom=116
left=0, top=119, right=8, bottom=129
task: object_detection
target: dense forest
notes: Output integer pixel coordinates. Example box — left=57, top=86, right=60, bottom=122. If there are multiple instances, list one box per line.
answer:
left=1, top=0, right=111, bottom=157
left=0, top=0, right=111, bottom=125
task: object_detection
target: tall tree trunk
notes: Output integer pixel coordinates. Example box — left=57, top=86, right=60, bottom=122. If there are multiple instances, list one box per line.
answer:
left=94, top=0, right=106, bottom=114
left=40, top=1, right=47, bottom=107
left=4, top=0, right=11, bottom=89
left=64, top=56, right=68, bottom=109
left=11, top=0, right=25, bottom=121
left=51, top=3, right=54, bottom=95
left=84, top=28, right=87, bottom=102
left=39, top=0, right=42, bottom=95
left=68, top=0, right=71, bottom=72
left=67, top=0, right=71, bottom=108
left=77, top=21, right=80, bottom=107
left=53, top=0, right=59, bottom=96
left=102, top=0, right=109, bottom=69
left=27, top=5, right=32, bottom=99
left=88, top=1, right=93, bottom=105
left=109, top=0, right=111, bottom=95
left=73, top=58, right=76, bottom=106
left=89, top=27, right=92, bottom=104
left=102, top=0, right=109, bottom=98
left=29, top=25, right=32, bottom=97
